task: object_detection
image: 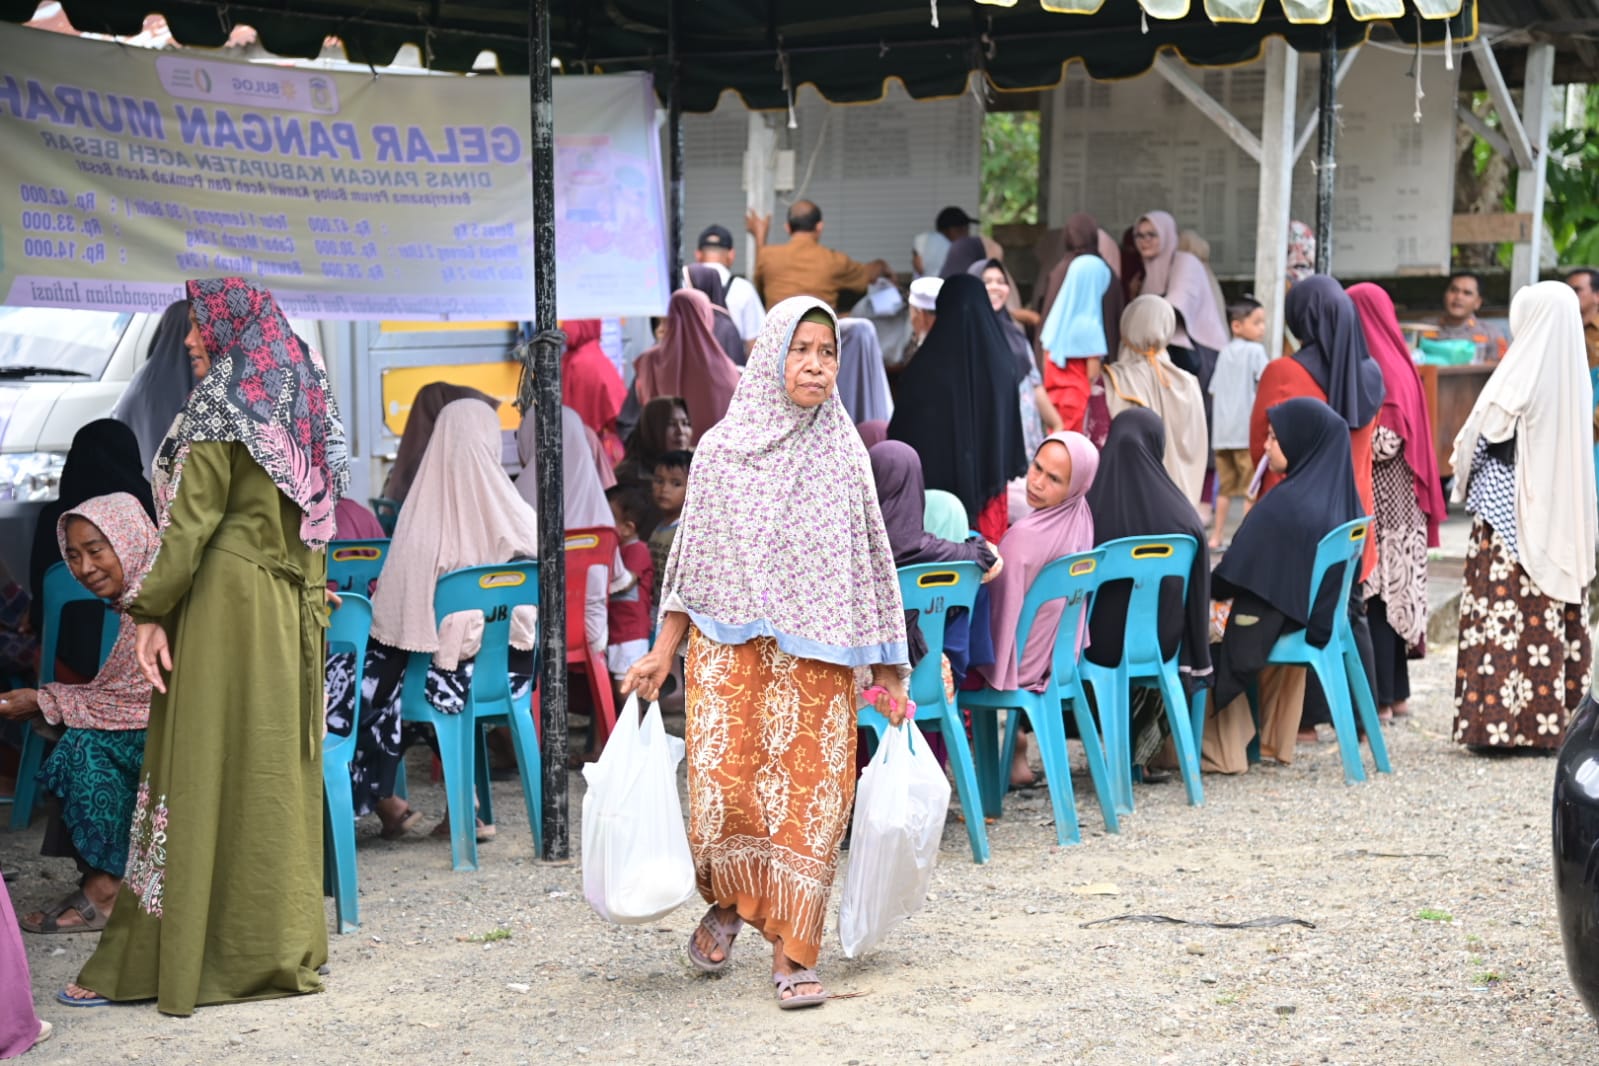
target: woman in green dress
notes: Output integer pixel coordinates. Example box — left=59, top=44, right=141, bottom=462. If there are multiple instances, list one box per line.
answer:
left=63, top=276, right=348, bottom=1016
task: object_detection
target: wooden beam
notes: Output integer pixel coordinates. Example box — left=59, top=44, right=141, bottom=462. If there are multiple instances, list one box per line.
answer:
left=1469, top=37, right=1534, bottom=170
left=1152, top=54, right=1262, bottom=164
left=1456, top=105, right=1512, bottom=163
left=1292, top=44, right=1361, bottom=166
left=1253, top=39, right=1297, bottom=364
left=1451, top=212, right=1533, bottom=243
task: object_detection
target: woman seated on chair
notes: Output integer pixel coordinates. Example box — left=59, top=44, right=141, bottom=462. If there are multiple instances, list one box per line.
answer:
left=869, top=441, right=1001, bottom=765
left=967, top=432, right=1100, bottom=788
left=1204, top=397, right=1364, bottom=773
left=515, top=404, right=629, bottom=762
left=0, top=493, right=155, bottom=933
left=332, top=399, right=539, bottom=841
left=1084, top=408, right=1213, bottom=780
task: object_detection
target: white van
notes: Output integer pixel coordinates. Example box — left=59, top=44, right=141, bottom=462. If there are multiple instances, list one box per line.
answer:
left=0, top=306, right=169, bottom=583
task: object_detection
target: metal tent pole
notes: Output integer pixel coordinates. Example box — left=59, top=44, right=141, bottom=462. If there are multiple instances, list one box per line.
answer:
left=1253, top=38, right=1297, bottom=363
left=526, top=0, right=568, bottom=861
left=1313, top=24, right=1338, bottom=275
left=667, top=0, right=685, bottom=284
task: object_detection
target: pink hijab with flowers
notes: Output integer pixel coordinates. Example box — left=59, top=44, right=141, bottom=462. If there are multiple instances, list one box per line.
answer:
left=36, top=492, right=158, bottom=730
left=152, top=278, right=348, bottom=549
left=657, top=296, right=907, bottom=668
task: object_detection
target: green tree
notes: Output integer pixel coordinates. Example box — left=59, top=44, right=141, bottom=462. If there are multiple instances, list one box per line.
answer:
left=981, top=112, right=1039, bottom=227
left=1541, top=86, right=1599, bottom=267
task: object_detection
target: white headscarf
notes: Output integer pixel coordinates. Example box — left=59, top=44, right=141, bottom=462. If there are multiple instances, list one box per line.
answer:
left=370, top=400, right=539, bottom=668
left=1102, top=295, right=1209, bottom=506
left=516, top=405, right=616, bottom=532
left=1450, top=281, right=1596, bottom=603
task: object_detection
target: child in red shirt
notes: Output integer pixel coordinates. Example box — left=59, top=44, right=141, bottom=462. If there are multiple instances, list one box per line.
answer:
left=604, top=484, right=656, bottom=703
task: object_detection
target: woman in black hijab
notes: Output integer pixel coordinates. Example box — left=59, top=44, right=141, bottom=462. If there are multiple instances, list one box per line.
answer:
left=27, top=419, right=155, bottom=680
left=684, top=264, right=748, bottom=368
left=110, top=300, right=195, bottom=477
left=887, top=273, right=1029, bottom=544
left=1205, top=397, right=1363, bottom=773
left=1085, top=409, right=1212, bottom=773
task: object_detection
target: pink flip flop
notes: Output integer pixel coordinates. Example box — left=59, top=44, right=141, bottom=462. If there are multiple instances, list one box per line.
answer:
left=686, top=906, right=742, bottom=974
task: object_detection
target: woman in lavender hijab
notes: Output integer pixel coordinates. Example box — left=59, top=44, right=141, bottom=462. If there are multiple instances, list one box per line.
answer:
left=623, top=296, right=909, bottom=1010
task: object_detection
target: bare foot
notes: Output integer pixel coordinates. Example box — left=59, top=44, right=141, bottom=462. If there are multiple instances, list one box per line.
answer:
left=1391, top=700, right=1411, bottom=718
left=1378, top=704, right=1394, bottom=724
left=691, top=904, right=740, bottom=965
left=1010, top=743, right=1037, bottom=788
left=1297, top=728, right=1319, bottom=744
left=771, top=939, right=824, bottom=1001
left=61, top=982, right=101, bottom=1002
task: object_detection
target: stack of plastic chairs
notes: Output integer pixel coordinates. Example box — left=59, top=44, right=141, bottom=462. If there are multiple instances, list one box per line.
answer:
left=5, top=562, right=118, bottom=830
left=368, top=498, right=401, bottom=537
left=958, top=550, right=1120, bottom=846
left=1078, top=535, right=1206, bottom=814
left=400, top=562, right=542, bottom=871
left=857, top=561, right=990, bottom=863
left=322, top=593, right=372, bottom=933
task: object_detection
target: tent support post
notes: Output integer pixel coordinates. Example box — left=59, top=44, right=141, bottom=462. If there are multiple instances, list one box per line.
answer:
left=1313, top=24, right=1337, bottom=275
left=527, top=0, right=569, bottom=862
left=1293, top=44, right=1360, bottom=165
left=1253, top=37, right=1297, bottom=363
left=667, top=0, right=685, bottom=284
left=1510, top=42, right=1555, bottom=294
left=744, top=112, right=776, bottom=273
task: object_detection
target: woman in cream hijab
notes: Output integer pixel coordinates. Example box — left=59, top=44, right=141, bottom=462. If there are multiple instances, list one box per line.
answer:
left=1102, top=295, right=1209, bottom=505
left=1451, top=281, right=1596, bottom=752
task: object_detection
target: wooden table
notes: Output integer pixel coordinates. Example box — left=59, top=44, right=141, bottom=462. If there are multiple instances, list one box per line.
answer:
left=1416, top=363, right=1494, bottom=476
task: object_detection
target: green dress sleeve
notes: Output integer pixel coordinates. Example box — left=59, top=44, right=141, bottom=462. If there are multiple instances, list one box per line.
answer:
left=129, top=441, right=234, bottom=624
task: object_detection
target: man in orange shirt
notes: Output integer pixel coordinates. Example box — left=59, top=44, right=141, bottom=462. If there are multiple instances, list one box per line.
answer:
left=745, top=200, right=892, bottom=310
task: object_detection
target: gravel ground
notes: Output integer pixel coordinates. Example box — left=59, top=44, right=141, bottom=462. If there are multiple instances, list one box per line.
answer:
left=5, top=647, right=1597, bottom=1065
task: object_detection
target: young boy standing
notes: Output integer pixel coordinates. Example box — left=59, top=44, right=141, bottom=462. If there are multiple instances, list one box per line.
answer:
left=647, top=450, right=692, bottom=613
left=1207, top=298, right=1269, bottom=549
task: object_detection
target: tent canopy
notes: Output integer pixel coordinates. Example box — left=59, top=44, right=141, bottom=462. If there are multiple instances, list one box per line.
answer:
left=2, top=1, right=1471, bottom=109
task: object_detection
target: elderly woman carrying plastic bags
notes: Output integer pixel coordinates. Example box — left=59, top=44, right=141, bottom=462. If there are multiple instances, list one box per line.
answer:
left=623, top=296, right=911, bottom=1010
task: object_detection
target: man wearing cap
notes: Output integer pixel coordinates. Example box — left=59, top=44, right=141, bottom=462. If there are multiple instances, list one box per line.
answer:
left=889, top=276, right=942, bottom=370
left=745, top=200, right=893, bottom=310
left=912, top=206, right=975, bottom=278
left=694, top=224, right=765, bottom=353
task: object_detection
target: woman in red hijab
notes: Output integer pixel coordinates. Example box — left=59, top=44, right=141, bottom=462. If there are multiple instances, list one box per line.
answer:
left=561, top=319, right=627, bottom=465
left=1347, top=282, right=1446, bottom=721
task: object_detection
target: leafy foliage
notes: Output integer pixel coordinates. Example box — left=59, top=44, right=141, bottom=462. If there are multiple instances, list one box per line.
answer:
left=980, top=112, right=1040, bottom=227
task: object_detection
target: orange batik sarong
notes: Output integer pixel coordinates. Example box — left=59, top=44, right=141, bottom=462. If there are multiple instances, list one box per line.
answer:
left=683, top=627, right=857, bottom=969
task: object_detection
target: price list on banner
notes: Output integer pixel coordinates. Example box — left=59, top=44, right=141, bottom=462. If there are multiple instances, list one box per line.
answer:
left=0, top=23, right=669, bottom=319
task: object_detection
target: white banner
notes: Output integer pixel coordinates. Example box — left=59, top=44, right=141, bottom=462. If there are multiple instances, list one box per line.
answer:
left=0, top=23, right=670, bottom=319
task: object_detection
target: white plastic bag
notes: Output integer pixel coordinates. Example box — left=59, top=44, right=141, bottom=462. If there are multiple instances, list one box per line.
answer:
left=838, top=720, right=951, bottom=957
left=581, top=694, right=697, bottom=924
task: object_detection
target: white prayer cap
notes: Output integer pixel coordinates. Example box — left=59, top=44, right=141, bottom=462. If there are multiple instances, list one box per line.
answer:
left=909, top=276, right=942, bottom=311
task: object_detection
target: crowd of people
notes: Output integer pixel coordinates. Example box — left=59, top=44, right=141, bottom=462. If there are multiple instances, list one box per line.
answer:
left=1, top=196, right=1598, bottom=1041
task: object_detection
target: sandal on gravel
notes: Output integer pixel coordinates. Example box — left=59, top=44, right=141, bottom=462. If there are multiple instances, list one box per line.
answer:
left=686, top=906, right=742, bottom=974
left=379, top=806, right=425, bottom=840
left=431, top=816, right=497, bottom=842
left=772, top=967, right=828, bottom=1010
left=57, top=988, right=110, bottom=1007
left=22, top=890, right=107, bottom=934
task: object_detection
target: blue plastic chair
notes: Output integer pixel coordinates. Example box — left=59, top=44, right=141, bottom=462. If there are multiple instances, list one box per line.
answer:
left=1078, top=535, right=1206, bottom=814
left=6, top=562, right=119, bottom=830
left=858, top=562, right=989, bottom=864
left=369, top=498, right=401, bottom=537
left=322, top=593, right=372, bottom=933
left=1243, top=517, right=1391, bottom=784
left=400, top=563, right=541, bottom=871
left=957, top=551, right=1120, bottom=846
left=328, top=539, right=389, bottom=595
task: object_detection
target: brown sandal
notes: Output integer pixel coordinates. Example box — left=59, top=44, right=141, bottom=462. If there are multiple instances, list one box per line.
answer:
left=20, top=890, right=107, bottom=934
left=686, top=905, right=742, bottom=974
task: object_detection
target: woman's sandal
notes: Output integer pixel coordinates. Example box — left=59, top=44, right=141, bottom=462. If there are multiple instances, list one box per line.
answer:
left=21, top=890, right=107, bottom=934
left=772, top=967, right=828, bottom=1010
left=686, top=906, right=742, bottom=974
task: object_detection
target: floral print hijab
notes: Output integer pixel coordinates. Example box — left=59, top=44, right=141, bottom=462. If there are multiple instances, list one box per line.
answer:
left=153, top=278, right=348, bottom=549
left=657, top=296, right=907, bottom=668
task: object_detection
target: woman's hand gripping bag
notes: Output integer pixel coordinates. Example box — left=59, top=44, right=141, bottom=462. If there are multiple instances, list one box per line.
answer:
left=581, top=695, right=697, bottom=923
left=838, top=720, right=951, bottom=957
